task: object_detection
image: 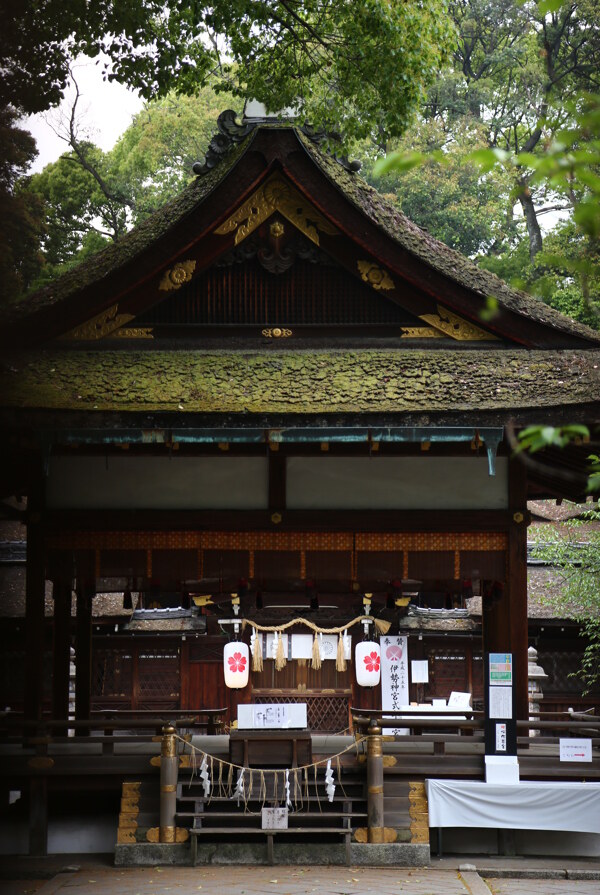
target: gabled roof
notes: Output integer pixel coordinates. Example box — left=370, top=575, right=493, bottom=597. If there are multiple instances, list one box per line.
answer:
left=2, top=119, right=599, bottom=349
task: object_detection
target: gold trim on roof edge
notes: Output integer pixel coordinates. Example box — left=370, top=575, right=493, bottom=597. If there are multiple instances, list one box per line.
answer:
left=400, top=327, right=444, bottom=339
left=214, top=175, right=338, bottom=246
left=60, top=303, right=135, bottom=341
left=420, top=304, right=499, bottom=341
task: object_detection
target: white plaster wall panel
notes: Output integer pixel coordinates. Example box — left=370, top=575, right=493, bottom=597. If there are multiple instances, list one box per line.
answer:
left=286, top=457, right=508, bottom=509
left=46, top=456, right=269, bottom=509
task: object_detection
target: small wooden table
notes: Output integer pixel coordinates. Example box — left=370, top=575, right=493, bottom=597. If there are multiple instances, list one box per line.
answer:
left=229, top=729, right=312, bottom=768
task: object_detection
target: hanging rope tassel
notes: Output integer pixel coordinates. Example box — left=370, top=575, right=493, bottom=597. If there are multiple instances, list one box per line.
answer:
left=275, top=631, right=287, bottom=671
left=336, top=631, right=347, bottom=672
left=251, top=629, right=263, bottom=672
left=311, top=633, right=322, bottom=669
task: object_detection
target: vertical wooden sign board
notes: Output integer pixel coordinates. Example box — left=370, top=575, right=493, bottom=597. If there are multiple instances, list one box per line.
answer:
left=484, top=652, right=517, bottom=755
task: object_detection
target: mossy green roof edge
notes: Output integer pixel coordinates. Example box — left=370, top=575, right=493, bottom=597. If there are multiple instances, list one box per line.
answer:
left=3, top=348, right=599, bottom=414
left=298, top=131, right=600, bottom=343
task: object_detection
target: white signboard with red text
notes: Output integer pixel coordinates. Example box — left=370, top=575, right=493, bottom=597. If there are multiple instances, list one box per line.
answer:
left=380, top=636, right=410, bottom=735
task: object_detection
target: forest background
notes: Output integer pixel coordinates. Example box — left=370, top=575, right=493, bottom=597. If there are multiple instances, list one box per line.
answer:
left=2, top=0, right=599, bottom=331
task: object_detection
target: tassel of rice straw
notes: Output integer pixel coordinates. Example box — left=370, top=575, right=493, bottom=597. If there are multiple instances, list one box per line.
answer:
left=251, top=629, right=263, bottom=672
left=311, top=633, right=322, bottom=669
left=275, top=631, right=287, bottom=671
left=226, top=762, right=233, bottom=795
left=374, top=618, right=391, bottom=635
left=336, top=631, right=347, bottom=672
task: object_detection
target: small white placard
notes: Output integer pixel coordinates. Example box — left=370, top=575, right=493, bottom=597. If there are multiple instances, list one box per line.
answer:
left=262, top=807, right=288, bottom=829
left=411, top=660, right=429, bottom=683
left=291, top=634, right=313, bottom=659
left=489, top=685, right=512, bottom=719
left=560, top=738, right=592, bottom=762
left=238, top=703, right=307, bottom=729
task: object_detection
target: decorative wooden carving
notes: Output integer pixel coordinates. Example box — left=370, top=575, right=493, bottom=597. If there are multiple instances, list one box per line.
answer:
left=420, top=304, right=498, bottom=341
left=401, top=327, right=444, bottom=339
left=60, top=303, right=134, bottom=341
left=113, top=327, right=154, bottom=339
left=159, top=259, right=197, bottom=291
left=357, top=260, right=394, bottom=291
left=214, top=176, right=338, bottom=246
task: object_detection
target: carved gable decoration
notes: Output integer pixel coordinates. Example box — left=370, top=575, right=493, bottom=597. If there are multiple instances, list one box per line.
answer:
left=214, top=175, right=339, bottom=246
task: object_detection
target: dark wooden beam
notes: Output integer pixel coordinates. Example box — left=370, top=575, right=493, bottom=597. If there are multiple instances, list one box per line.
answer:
left=43, top=508, right=513, bottom=535
left=29, top=777, right=48, bottom=856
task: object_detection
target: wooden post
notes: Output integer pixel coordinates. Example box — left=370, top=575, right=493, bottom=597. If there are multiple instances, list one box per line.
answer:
left=75, top=583, right=93, bottom=733
left=367, top=718, right=384, bottom=843
left=482, top=457, right=529, bottom=722
left=160, top=724, right=178, bottom=843
left=52, top=561, right=72, bottom=733
left=24, top=503, right=46, bottom=723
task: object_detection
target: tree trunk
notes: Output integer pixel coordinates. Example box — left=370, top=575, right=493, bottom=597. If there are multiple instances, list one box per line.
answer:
left=517, top=179, right=543, bottom=262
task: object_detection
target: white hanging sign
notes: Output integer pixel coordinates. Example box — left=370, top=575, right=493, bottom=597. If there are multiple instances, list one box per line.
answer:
left=380, top=635, right=409, bottom=735
left=411, top=659, right=429, bottom=683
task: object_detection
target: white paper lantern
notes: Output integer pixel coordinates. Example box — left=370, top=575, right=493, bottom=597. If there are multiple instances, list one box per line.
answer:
left=223, top=641, right=250, bottom=688
left=355, top=641, right=381, bottom=687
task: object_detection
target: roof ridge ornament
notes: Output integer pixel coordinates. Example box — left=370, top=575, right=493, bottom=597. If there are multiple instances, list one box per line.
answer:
left=192, top=109, right=361, bottom=176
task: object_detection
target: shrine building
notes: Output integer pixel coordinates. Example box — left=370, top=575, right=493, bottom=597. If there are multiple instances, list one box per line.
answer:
left=1, top=109, right=599, bottom=860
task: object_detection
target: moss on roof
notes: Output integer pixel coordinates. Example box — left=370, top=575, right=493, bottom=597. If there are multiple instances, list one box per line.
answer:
left=4, top=123, right=599, bottom=346
left=1, top=136, right=253, bottom=324
left=298, top=131, right=600, bottom=343
left=2, top=348, right=598, bottom=414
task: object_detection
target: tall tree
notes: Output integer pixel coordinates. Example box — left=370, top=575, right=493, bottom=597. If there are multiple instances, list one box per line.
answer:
left=3, top=0, right=453, bottom=144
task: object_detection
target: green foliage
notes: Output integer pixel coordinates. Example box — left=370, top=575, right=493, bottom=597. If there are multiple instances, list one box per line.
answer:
left=3, top=0, right=454, bottom=146
left=530, top=509, right=600, bottom=692
left=365, top=118, right=518, bottom=257
left=0, top=108, right=46, bottom=299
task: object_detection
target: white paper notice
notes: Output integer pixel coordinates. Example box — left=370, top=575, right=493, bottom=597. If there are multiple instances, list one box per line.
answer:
left=411, top=659, right=429, bottom=683
left=291, top=634, right=313, bottom=659
left=489, top=685, right=512, bottom=719
left=559, top=738, right=592, bottom=762
left=495, top=722, right=507, bottom=752
left=262, top=807, right=288, bottom=829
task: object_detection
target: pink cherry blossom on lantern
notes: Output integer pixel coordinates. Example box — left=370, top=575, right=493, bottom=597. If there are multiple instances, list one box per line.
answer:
left=228, top=652, right=247, bottom=673
left=363, top=651, right=380, bottom=673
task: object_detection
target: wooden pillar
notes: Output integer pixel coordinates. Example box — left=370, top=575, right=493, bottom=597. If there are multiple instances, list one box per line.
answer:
left=24, top=493, right=46, bottom=723
left=159, top=724, right=178, bottom=842
left=367, top=719, right=384, bottom=842
left=482, top=457, right=529, bottom=720
left=75, top=551, right=95, bottom=732
left=51, top=551, right=73, bottom=731
left=508, top=457, right=529, bottom=721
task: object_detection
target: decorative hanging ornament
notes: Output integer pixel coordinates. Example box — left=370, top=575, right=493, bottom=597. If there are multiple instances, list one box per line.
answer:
left=199, top=754, right=211, bottom=798
left=223, top=641, right=249, bottom=688
left=355, top=640, right=381, bottom=687
left=325, top=759, right=336, bottom=803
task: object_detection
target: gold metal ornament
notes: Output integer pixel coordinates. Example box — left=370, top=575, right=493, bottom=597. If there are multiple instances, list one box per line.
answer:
left=420, top=304, right=498, bottom=341
left=159, top=259, right=197, bottom=291
left=60, top=303, right=134, bottom=341
left=357, top=260, right=394, bottom=291
left=215, top=175, right=338, bottom=246
left=270, top=220, right=285, bottom=238
left=262, top=327, right=292, bottom=339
